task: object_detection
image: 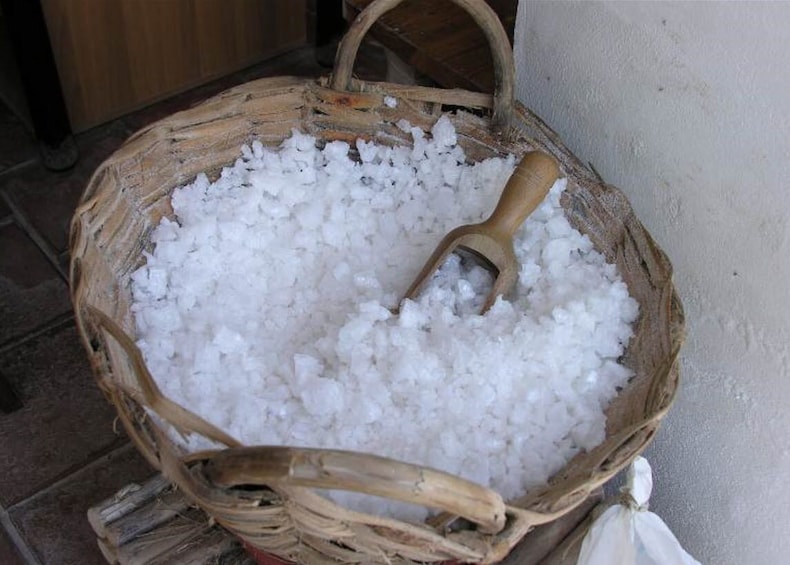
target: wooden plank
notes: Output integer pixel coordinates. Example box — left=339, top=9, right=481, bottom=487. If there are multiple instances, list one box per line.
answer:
left=343, top=0, right=517, bottom=93
left=40, top=0, right=308, bottom=131
left=88, top=474, right=172, bottom=536
left=104, top=487, right=192, bottom=547
left=98, top=537, right=119, bottom=565
left=115, top=509, right=211, bottom=565
left=40, top=0, right=134, bottom=132
left=88, top=475, right=258, bottom=565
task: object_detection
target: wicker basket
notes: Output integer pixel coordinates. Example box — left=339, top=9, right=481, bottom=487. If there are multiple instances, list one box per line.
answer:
left=69, top=0, right=684, bottom=563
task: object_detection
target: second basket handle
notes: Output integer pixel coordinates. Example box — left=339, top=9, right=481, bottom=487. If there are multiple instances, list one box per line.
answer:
left=330, top=0, right=516, bottom=131
left=203, top=445, right=508, bottom=534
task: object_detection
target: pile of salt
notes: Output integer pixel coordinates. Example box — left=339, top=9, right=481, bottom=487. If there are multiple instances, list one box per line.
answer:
left=131, top=116, right=638, bottom=520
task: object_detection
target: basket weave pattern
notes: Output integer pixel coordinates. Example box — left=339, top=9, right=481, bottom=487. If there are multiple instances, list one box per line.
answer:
left=69, top=1, right=683, bottom=563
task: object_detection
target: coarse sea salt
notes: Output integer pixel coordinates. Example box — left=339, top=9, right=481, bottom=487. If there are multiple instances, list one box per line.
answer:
left=131, top=116, right=639, bottom=522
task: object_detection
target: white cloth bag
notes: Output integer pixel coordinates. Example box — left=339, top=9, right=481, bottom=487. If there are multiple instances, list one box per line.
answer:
left=577, top=456, right=701, bottom=565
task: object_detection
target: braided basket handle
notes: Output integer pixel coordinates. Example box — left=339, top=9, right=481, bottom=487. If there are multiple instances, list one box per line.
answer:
left=204, top=445, right=508, bottom=534
left=330, top=0, right=516, bottom=131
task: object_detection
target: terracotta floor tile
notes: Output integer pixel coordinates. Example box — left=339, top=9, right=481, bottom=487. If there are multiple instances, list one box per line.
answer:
left=57, top=249, right=70, bottom=277
left=8, top=444, right=154, bottom=565
left=0, top=322, right=126, bottom=506
left=0, top=196, right=10, bottom=218
left=0, top=222, right=71, bottom=345
left=0, top=222, right=57, bottom=289
left=0, top=121, right=130, bottom=254
left=0, top=105, right=37, bottom=174
left=0, top=527, right=25, bottom=565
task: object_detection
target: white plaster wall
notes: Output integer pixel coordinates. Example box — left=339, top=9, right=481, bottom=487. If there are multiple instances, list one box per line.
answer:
left=514, top=1, right=790, bottom=563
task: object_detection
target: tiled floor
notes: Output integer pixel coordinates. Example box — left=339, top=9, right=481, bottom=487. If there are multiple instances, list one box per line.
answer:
left=0, top=45, right=378, bottom=565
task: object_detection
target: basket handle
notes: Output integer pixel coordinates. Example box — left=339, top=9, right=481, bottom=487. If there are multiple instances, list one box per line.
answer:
left=203, top=445, right=508, bottom=534
left=330, top=0, right=515, bottom=130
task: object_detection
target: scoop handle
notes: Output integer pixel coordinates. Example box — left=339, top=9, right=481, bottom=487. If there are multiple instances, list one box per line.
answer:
left=483, top=151, right=560, bottom=237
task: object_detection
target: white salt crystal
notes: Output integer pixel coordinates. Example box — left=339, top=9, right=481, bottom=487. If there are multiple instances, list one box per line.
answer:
left=285, top=128, right=315, bottom=152
left=323, top=140, right=350, bottom=161
left=296, top=200, right=325, bottom=230
left=193, top=345, right=221, bottom=375
left=396, top=118, right=412, bottom=132
left=353, top=272, right=381, bottom=291
left=356, top=139, right=378, bottom=163
left=213, top=326, right=245, bottom=355
left=430, top=115, right=457, bottom=148
left=153, top=218, right=179, bottom=242
left=293, top=353, right=324, bottom=385
left=251, top=140, right=264, bottom=159
left=302, top=377, right=345, bottom=417
left=384, top=95, right=398, bottom=108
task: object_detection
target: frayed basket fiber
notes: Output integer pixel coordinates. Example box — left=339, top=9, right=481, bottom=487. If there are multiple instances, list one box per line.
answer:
left=69, top=0, right=684, bottom=563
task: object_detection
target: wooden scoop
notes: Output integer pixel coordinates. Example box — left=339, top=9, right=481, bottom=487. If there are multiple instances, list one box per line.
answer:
left=397, top=151, right=560, bottom=314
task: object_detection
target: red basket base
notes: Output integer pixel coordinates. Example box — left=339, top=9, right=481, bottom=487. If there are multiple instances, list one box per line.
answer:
left=242, top=540, right=466, bottom=565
